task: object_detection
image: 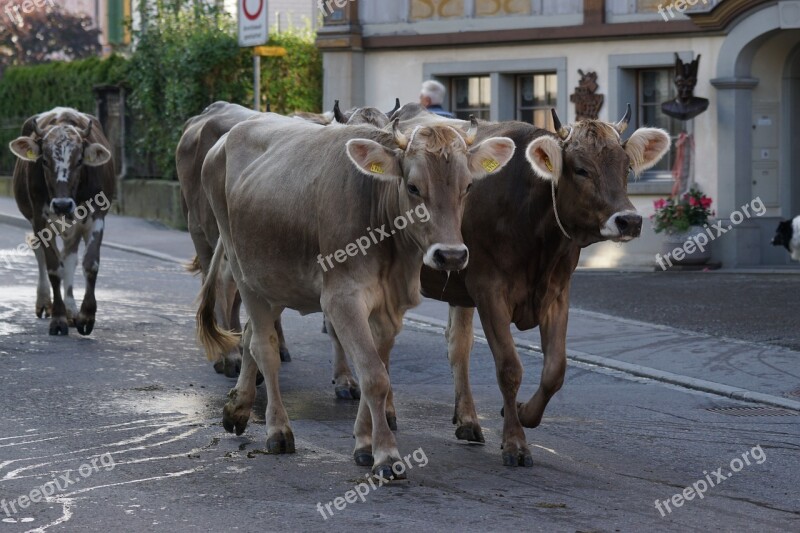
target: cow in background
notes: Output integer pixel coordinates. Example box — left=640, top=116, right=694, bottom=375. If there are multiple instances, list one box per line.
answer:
left=9, top=107, right=114, bottom=336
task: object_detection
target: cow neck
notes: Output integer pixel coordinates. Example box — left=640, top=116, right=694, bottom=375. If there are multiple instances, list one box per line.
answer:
left=369, top=177, right=417, bottom=253
left=551, top=181, right=572, bottom=240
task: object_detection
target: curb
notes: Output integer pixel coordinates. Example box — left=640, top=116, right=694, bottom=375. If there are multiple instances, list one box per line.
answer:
left=0, top=212, right=186, bottom=265
left=404, top=313, right=800, bottom=414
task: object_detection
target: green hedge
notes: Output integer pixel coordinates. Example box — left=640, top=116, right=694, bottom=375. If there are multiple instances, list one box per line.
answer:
left=0, top=55, right=127, bottom=173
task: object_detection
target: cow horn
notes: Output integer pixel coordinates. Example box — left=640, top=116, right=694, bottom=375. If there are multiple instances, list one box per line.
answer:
left=392, top=118, right=409, bottom=150
left=32, top=117, right=45, bottom=138
left=551, top=109, right=571, bottom=140
left=333, top=100, right=348, bottom=124
left=387, top=98, right=401, bottom=118
left=81, top=120, right=92, bottom=138
left=464, top=115, right=478, bottom=146
left=615, top=104, right=632, bottom=134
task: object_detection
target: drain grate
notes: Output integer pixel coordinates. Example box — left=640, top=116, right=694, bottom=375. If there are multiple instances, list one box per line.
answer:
left=706, top=406, right=797, bottom=417
left=784, top=388, right=800, bottom=399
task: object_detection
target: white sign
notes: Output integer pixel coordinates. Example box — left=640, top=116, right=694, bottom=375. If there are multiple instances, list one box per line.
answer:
left=239, top=0, right=268, bottom=47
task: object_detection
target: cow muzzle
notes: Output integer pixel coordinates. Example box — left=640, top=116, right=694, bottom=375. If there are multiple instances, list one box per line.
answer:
left=601, top=211, right=643, bottom=242
left=424, top=244, right=469, bottom=271
left=50, top=198, right=76, bottom=216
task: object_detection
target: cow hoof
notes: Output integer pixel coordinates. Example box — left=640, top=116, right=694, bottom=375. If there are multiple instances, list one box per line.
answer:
left=266, top=430, right=295, bottom=454
left=48, top=318, right=69, bottom=336
left=213, top=360, right=225, bottom=374
left=353, top=448, right=374, bottom=467
left=373, top=460, right=406, bottom=481
left=501, top=449, right=533, bottom=468
left=279, top=346, right=291, bottom=362
left=386, top=414, right=398, bottom=432
left=335, top=384, right=361, bottom=400
left=75, top=317, right=95, bottom=336
left=223, top=358, right=241, bottom=378
left=222, top=401, right=250, bottom=436
left=455, top=423, right=485, bottom=443
left=36, top=302, right=52, bottom=318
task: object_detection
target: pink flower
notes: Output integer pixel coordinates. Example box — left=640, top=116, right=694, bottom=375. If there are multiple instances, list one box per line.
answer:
left=654, top=199, right=667, bottom=210
left=701, top=197, right=713, bottom=209
left=689, top=197, right=698, bottom=207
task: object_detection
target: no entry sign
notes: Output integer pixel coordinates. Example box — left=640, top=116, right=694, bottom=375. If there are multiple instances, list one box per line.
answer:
left=239, top=0, right=268, bottom=47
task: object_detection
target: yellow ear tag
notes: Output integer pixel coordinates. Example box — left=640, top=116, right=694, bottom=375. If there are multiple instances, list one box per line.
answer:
left=482, top=159, right=500, bottom=172
left=26, top=149, right=36, bottom=160
left=369, top=162, right=385, bottom=174
left=544, top=156, right=554, bottom=172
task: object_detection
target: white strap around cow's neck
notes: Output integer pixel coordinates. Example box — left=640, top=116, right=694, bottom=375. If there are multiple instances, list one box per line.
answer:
left=551, top=181, right=572, bottom=240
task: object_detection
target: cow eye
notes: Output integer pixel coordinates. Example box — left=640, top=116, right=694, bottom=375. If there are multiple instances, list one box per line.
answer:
left=574, top=167, right=590, bottom=178
left=465, top=183, right=473, bottom=194
left=407, top=184, right=421, bottom=196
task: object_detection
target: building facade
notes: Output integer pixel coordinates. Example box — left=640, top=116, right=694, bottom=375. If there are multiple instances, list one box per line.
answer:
left=317, top=0, right=800, bottom=268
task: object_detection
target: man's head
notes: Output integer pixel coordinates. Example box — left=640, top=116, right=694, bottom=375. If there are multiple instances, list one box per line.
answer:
left=420, top=80, right=447, bottom=108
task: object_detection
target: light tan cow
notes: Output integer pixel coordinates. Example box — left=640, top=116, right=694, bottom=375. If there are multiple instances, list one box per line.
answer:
left=196, top=115, right=515, bottom=477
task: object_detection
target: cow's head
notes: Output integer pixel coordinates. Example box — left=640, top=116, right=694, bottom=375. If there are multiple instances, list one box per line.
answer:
left=333, top=99, right=398, bottom=128
left=9, top=118, right=111, bottom=216
left=346, top=118, right=515, bottom=271
left=526, top=106, right=670, bottom=244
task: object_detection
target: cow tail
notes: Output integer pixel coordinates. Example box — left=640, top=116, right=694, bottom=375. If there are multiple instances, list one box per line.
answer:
left=185, top=255, right=202, bottom=276
left=196, top=240, right=240, bottom=360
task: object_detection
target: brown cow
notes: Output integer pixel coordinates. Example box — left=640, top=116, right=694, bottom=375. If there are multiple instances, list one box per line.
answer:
left=196, top=116, right=515, bottom=476
left=411, top=107, right=670, bottom=466
left=9, top=107, right=114, bottom=336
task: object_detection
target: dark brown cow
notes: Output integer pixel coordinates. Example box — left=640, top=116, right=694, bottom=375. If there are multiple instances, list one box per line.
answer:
left=9, top=107, right=114, bottom=336
left=411, top=107, right=670, bottom=466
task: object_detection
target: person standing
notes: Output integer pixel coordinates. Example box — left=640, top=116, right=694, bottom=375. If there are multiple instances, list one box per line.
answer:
left=419, top=80, right=455, bottom=118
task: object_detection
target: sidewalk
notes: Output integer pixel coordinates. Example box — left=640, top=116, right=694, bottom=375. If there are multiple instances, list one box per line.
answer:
left=2, top=195, right=799, bottom=412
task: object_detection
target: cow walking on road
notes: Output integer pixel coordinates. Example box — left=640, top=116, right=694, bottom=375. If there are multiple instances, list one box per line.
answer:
left=196, top=115, right=515, bottom=476
left=9, top=107, right=114, bottom=336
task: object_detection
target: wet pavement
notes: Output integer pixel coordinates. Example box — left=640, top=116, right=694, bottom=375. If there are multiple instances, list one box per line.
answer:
left=1, top=220, right=799, bottom=532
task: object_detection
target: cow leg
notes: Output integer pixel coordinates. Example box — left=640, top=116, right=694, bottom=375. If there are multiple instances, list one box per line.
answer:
left=222, top=319, right=259, bottom=435
left=476, top=299, right=532, bottom=467
left=239, top=295, right=293, bottom=453
left=220, top=262, right=242, bottom=378
left=32, top=241, right=52, bottom=318
left=517, top=288, right=568, bottom=429
left=446, top=305, right=484, bottom=443
left=370, top=313, right=399, bottom=432
left=35, top=222, right=68, bottom=335
left=60, top=223, right=83, bottom=324
left=75, top=218, right=104, bottom=336
left=274, top=317, right=291, bottom=362
left=325, top=317, right=360, bottom=400
left=323, top=294, right=402, bottom=478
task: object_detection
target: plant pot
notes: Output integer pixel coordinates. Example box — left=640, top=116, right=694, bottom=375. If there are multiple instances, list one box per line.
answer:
left=660, top=225, right=712, bottom=266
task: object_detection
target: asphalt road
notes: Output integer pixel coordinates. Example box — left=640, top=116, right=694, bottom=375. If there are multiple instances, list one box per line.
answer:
left=0, top=223, right=798, bottom=532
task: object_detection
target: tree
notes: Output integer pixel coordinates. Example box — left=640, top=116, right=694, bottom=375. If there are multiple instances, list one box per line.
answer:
left=0, top=1, right=101, bottom=68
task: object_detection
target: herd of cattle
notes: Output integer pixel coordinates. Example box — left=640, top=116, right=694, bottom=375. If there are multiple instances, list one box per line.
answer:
left=9, top=102, right=674, bottom=477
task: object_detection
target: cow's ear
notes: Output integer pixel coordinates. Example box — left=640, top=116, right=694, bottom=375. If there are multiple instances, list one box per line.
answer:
left=83, top=143, right=111, bottom=167
left=9, top=137, right=40, bottom=162
left=467, top=137, right=515, bottom=179
left=526, top=136, right=562, bottom=183
left=625, top=128, right=671, bottom=176
left=346, top=139, right=400, bottom=180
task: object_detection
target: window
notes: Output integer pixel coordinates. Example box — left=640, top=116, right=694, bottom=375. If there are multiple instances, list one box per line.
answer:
left=638, top=68, right=681, bottom=173
left=451, top=76, right=491, bottom=120
left=516, top=73, right=557, bottom=130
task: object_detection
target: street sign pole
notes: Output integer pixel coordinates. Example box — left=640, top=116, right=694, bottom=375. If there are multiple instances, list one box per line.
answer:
left=254, top=55, right=261, bottom=111
left=238, top=0, right=268, bottom=111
